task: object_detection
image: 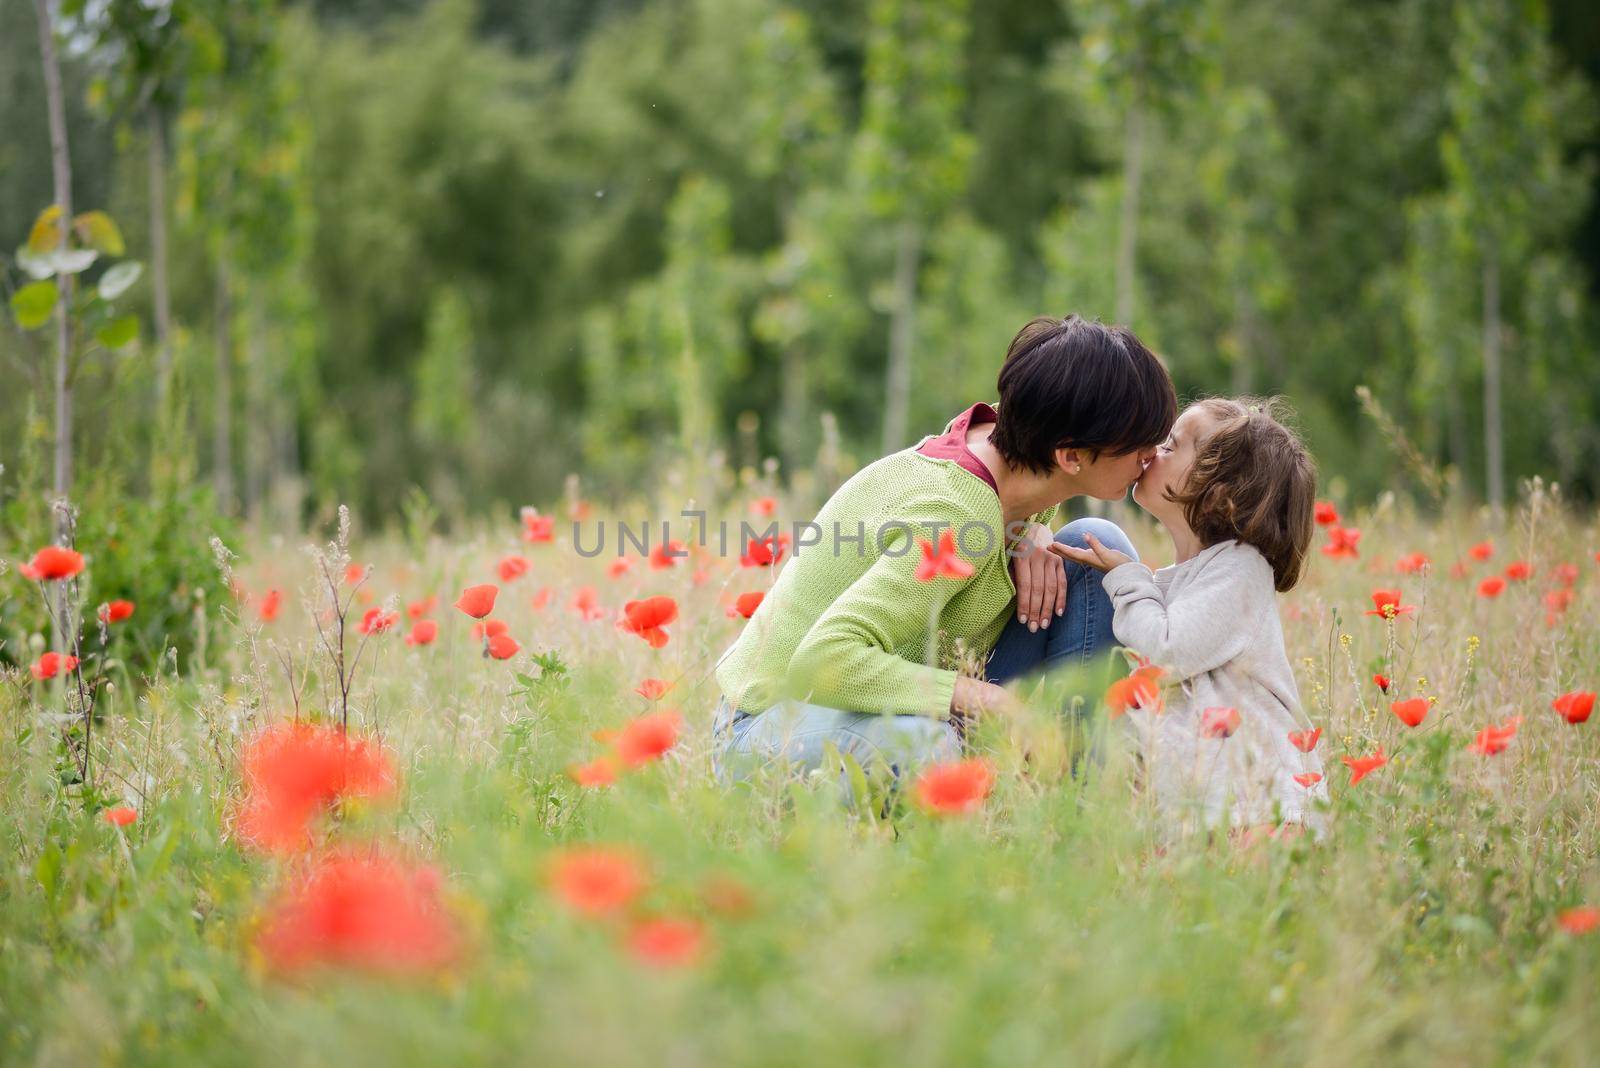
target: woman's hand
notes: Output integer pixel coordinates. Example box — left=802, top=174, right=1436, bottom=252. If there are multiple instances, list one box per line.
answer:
left=1009, top=522, right=1066, bottom=632
left=950, top=676, right=1022, bottom=731
left=1050, top=531, right=1136, bottom=574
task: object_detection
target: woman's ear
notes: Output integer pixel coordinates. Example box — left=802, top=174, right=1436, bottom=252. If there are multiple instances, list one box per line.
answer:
left=1055, top=448, right=1083, bottom=476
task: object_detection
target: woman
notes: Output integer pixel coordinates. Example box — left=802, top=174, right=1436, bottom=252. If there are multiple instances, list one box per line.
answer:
left=713, top=315, right=1178, bottom=778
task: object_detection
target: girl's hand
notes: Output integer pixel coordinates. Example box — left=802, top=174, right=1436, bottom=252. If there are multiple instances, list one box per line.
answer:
left=1008, top=522, right=1066, bottom=632
left=1049, top=531, right=1135, bottom=574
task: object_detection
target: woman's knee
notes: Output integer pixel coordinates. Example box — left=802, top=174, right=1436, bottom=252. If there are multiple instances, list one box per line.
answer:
left=1055, top=517, right=1138, bottom=561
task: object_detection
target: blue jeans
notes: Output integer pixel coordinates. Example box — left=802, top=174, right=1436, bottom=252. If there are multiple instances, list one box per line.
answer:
left=711, top=517, right=1137, bottom=781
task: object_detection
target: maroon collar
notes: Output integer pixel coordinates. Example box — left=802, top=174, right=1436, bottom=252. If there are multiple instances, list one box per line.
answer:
left=914, top=403, right=1000, bottom=492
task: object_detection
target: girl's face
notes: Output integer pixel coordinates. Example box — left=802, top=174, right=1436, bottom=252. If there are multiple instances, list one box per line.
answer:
left=1133, top=406, right=1216, bottom=518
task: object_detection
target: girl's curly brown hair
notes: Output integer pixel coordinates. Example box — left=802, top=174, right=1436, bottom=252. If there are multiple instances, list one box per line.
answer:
left=1166, top=397, right=1317, bottom=592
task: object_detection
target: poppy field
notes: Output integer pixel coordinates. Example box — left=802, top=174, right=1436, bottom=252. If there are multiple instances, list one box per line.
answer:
left=3, top=488, right=1599, bottom=1067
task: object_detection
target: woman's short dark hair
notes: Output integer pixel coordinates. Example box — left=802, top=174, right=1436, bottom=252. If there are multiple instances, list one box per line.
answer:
left=989, top=315, right=1177, bottom=475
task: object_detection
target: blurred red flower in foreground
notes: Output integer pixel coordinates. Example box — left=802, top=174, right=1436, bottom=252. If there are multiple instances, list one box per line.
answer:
left=102, top=806, right=138, bottom=826
left=30, top=652, right=79, bottom=680
left=471, top=618, right=509, bottom=640
left=520, top=508, right=555, bottom=544
left=1468, top=540, right=1494, bottom=561
left=97, top=599, right=135, bottom=624
left=570, top=586, right=605, bottom=621
left=1200, top=706, right=1241, bottom=738
left=1391, top=698, right=1429, bottom=728
left=915, top=530, right=974, bottom=581
left=635, top=677, right=673, bottom=700
left=1394, top=552, right=1431, bottom=575
left=1559, top=906, right=1600, bottom=936
left=1343, top=748, right=1388, bottom=785
left=344, top=563, right=367, bottom=585
left=740, top=533, right=790, bottom=568
left=497, top=555, right=531, bottom=583
left=1504, top=560, right=1532, bottom=581
left=627, top=916, right=708, bottom=968
left=1365, top=589, right=1415, bottom=619
left=1293, top=772, right=1323, bottom=788
left=1552, top=563, right=1579, bottom=588
left=615, top=710, right=683, bottom=767
left=19, top=545, right=84, bottom=581
left=1105, top=666, right=1164, bottom=717
left=256, top=849, right=459, bottom=976
left=1477, top=577, right=1506, bottom=599
left=454, top=584, right=498, bottom=619
left=648, top=540, right=687, bottom=570
left=1553, top=690, right=1594, bottom=725
left=1287, top=727, right=1322, bottom=752
left=1320, top=525, right=1361, bottom=560
left=485, top=633, right=521, bottom=660
left=236, top=723, right=396, bottom=854
left=548, top=847, right=645, bottom=916
left=1372, top=674, right=1391, bottom=693
left=620, top=596, right=678, bottom=648
left=1468, top=717, right=1522, bottom=757
left=751, top=496, right=778, bottom=517
left=404, top=620, right=438, bottom=646
left=568, top=757, right=618, bottom=788
left=607, top=557, right=634, bottom=579
left=357, top=608, right=398, bottom=635
left=914, top=759, right=995, bottom=816
left=729, top=591, right=765, bottom=618
left=258, top=588, right=283, bottom=623
left=1313, top=501, right=1339, bottom=526
left=406, top=596, right=437, bottom=619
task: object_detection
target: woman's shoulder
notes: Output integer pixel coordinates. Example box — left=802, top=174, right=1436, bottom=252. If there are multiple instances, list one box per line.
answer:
left=830, top=449, right=1001, bottom=520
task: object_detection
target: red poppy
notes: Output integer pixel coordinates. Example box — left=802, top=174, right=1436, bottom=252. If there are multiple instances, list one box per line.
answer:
left=497, top=555, right=531, bottom=583
left=751, top=497, right=778, bottom=517
left=627, top=916, right=707, bottom=968
left=1292, top=772, right=1323, bottom=788
left=1468, top=540, right=1494, bottom=562
left=1395, top=552, right=1431, bottom=575
left=914, top=530, right=975, bottom=582
left=485, top=633, right=521, bottom=660
left=1504, top=560, right=1533, bottom=582
left=1467, top=716, right=1521, bottom=757
left=454, top=584, right=498, bottom=619
left=1558, top=906, right=1600, bottom=936
left=520, top=507, right=555, bottom=544
left=531, top=586, right=552, bottom=610
left=648, top=540, right=687, bottom=570
left=1342, top=748, right=1388, bottom=785
left=404, top=620, right=438, bottom=647
left=406, top=595, right=437, bottom=619
left=1313, top=501, right=1339, bottom=526
left=1545, top=588, right=1575, bottom=624
left=1373, top=674, right=1391, bottom=694
left=1320, top=525, right=1361, bottom=560
left=29, top=651, right=79, bottom=680
left=1552, top=690, right=1594, bottom=725
left=101, top=806, right=138, bottom=826
left=1553, top=563, right=1579, bottom=588
left=729, top=591, right=765, bottom=619
left=620, top=596, right=678, bottom=648
left=1105, top=666, right=1164, bottom=717
left=344, top=563, right=367, bottom=585
left=97, top=599, right=135, bottom=624
left=235, top=722, right=396, bottom=854
left=548, top=847, right=645, bottom=916
left=740, top=533, right=790, bottom=568
left=914, top=759, right=995, bottom=816
left=1365, top=588, right=1415, bottom=619
left=607, top=557, right=634, bottom=579
left=570, top=586, right=605, bottom=621
left=1450, top=561, right=1471, bottom=580
left=1390, top=698, right=1429, bottom=728
left=635, top=678, right=673, bottom=700
left=1200, top=706, right=1242, bottom=738
left=19, top=545, right=84, bottom=581
left=1287, top=727, right=1322, bottom=752
left=258, top=588, right=283, bottom=622
left=568, top=757, right=618, bottom=788
left=615, top=710, right=683, bottom=767
left=256, top=848, right=460, bottom=976
left=357, top=608, right=398, bottom=635
left=471, top=618, right=509, bottom=640
left=1477, top=577, right=1506, bottom=599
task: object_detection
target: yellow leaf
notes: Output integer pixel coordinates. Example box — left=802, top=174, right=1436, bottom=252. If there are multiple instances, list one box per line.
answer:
left=73, top=211, right=125, bottom=256
left=27, top=205, right=65, bottom=253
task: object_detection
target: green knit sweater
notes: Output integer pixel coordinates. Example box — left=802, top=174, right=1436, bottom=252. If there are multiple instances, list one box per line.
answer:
left=715, top=446, right=1059, bottom=719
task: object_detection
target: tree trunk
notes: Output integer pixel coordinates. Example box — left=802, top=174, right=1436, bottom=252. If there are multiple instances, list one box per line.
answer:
left=779, top=344, right=810, bottom=475
left=35, top=0, right=72, bottom=512
left=1230, top=286, right=1254, bottom=394
left=1482, top=248, right=1504, bottom=509
left=214, top=239, right=234, bottom=511
left=148, top=104, right=173, bottom=410
left=244, top=301, right=267, bottom=519
left=881, top=217, right=922, bottom=453
left=1116, top=95, right=1144, bottom=327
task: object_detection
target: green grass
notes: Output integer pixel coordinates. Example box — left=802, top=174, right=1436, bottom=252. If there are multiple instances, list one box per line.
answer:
left=3, top=493, right=1598, bottom=1067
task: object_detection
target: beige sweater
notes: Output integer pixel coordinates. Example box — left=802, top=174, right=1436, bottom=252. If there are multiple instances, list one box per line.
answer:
left=1102, top=540, right=1327, bottom=830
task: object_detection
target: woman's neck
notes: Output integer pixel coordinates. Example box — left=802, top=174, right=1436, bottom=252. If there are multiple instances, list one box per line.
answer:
left=966, top=423, right=1067, bottom=527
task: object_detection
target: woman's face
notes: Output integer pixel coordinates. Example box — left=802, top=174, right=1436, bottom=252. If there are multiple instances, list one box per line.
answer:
left=1133, top=406, right=1215, bottom=516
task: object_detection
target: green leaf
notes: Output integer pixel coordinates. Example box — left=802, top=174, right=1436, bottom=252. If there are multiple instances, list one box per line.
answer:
left=96, top=315, right=139, bottom=349
left=11, top=280, right=57, bottom=329
left=73, top=210, right=124, bottom=256
left=98, top=261, right=143, bottom=301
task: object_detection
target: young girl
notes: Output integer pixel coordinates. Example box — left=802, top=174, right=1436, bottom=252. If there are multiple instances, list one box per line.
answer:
left=1055, top=397, right=1327, bottom=832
